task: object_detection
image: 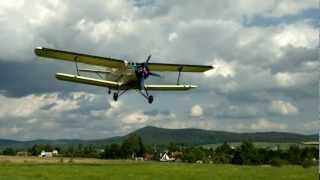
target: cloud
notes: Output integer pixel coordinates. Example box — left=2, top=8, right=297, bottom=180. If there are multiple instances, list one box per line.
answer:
left=250, top=118, right=287, bottom=130
left=272, top=23, right=317, bottom=48
left=270, top=100, right=298, bottom=115
left=204, top=58, right=235, bottom=78
left=0, top=92, right=97, bottom=118
left=168, top=32, right=178, bottom=42
left=273, top=71, right=317, bottom=88
left=190, top=104, right=203, bottom=117
left=124, top=111, right=149, bottom=124
left=273, top=72, right=297, bottom=87
left=263, top=0, right=316, bottom=17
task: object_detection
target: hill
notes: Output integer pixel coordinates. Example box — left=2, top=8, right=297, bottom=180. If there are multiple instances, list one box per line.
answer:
left=0, top=126, right=317, bottom=150
left=126, top=126, right=317, bottom=145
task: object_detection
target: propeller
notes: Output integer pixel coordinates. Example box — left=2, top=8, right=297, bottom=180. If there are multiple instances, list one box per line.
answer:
left=136, top=54, right=161, bottom=90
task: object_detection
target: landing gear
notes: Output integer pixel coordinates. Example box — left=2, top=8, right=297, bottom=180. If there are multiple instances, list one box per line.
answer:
left=148, top=95, right=153, bottom=104
left=137, top=88, right=154, bottom=104
left=112, top=87, right=129, bottom=102
left=113, top=92, right=118, bottom=101
left=108, top=89, right=111, bottom=94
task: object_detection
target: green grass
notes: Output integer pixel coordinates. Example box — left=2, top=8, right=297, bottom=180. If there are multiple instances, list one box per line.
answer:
left=0, top=162, right=317, bottom=180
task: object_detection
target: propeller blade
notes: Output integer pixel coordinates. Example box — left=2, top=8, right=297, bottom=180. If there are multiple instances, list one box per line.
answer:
left=146, top=54, right=152, bottom=64
left=149, top=72, right=162, bottom=78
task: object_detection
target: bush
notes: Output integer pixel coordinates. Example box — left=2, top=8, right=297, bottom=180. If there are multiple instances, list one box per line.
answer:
left=68, top=158, right=74, bottom=163
left=301, top=159, right=314, bottom=168
left=270, top=158, right=286, bottom=167
left=2, top=148, right=15, bottom=156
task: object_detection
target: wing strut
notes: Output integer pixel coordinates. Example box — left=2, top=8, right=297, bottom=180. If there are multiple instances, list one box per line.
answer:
left=177, top=66, right=183, bottom=85
left=74, top=56, right=80, bottom=76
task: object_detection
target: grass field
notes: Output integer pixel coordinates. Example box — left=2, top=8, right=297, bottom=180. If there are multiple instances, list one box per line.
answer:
left=0, top=156, right=317, bottom=180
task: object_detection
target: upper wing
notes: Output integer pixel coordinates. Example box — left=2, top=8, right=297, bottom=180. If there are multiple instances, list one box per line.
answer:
left=147, top=63, right=213, bottom=72
left=145, top=84, right=197, bottom=91
left=56, top=73, right=121, bottom=89
left=35, top=47, right=124, bottom=68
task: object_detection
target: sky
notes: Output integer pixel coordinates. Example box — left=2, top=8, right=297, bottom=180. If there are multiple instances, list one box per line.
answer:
left=0, top=0, right=319, bottom=140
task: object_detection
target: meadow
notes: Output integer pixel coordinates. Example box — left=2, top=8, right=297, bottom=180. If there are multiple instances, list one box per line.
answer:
left=0, top=156, right=317, bottom=180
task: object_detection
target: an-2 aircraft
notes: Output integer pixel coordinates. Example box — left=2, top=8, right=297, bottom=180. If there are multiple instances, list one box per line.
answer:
left=34, top=47, right=213, bottom=104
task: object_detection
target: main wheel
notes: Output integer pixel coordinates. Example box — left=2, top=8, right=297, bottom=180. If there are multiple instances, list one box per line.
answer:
left=113, top=93, right=118, bottom=101
left=108, top=89, right=111, bottom=94
left=148, top=95, right=154, bottom=104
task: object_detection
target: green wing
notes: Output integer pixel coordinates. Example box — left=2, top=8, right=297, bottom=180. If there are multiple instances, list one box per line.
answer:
left=35, top=47, right=124, bottom=68
left=147, top=63, right=213, bottom=72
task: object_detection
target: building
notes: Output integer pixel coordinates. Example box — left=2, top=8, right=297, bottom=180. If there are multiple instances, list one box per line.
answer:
left=39, top=149, right=58, bottom=158
left=160, top=152, right=175, bottom=162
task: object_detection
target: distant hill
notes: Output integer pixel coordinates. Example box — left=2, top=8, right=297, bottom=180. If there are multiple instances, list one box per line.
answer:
left=0, top=126, right=317, bottom=150
left=125, top=126, right=317, bottom=145
left=0, top=139, right=20, bottom=147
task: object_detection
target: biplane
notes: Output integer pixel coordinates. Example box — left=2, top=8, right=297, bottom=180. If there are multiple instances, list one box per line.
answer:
left=34, top=47, right=213, bottom=104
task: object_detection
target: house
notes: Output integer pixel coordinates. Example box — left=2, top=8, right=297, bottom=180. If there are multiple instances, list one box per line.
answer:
left=52, top=150, right=58, bottom=156
left=135, top=157, right=144, bottom=161
left=39, top=149, right=58, bottom=158
left=160, top=152, right=175, bottom=162
left=39, top=151, right=53, bottom=158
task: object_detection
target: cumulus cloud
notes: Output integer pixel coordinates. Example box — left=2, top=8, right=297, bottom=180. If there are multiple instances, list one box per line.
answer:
left=272, top=23, right=317, bottom=49
left=270, top=100, right=299, bottom=115
left=168, top=32, right=178, bottom=42
left=124, top=111, right=149, bottom=124
left=190, top=104, right=203, bottom=117
left=0, top=92, right=94, bottom=118
left=204, top=58, right=235, bottom=78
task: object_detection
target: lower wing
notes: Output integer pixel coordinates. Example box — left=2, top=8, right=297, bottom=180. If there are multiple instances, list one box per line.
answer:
left=55, top=73, right=196, bottom=91
left=145, top=84, right=197, bottom=91
left=55, top=73, right=120, bottom=89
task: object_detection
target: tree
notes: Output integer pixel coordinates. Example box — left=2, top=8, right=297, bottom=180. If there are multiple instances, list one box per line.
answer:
left=213, top=142, right=233, bottom=164
left=239, top=141, right=260, bottom=165
left=182, top=147, right=206, bottom=163
left=121, top=134, right=145, bottom=158
left=215, top=142, right=232, bottom=154
left=287, top=145, right=301, bottom=164
left=168, top=143, right=180, bottom=152
left=109, top=143, right=121, bottom=158
left=29, top=144, right=44, bottom=156
left=2, top=148, right=15, bottom=156
left=231, top=150, right=243, bottom=165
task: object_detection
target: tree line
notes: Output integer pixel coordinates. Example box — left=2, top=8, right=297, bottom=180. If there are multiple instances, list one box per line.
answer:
left=101, top=134, right=318, bottom=168
left=0, top=134, right=317, bottom=167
